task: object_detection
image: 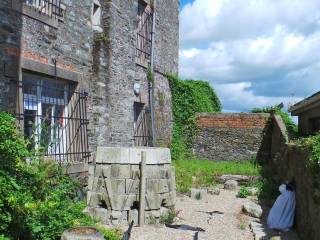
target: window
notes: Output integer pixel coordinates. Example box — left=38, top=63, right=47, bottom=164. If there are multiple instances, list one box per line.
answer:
left=136, top=1, right=153, bottom=65
left=12, top=0, right=65, bottom=28
left=133, top=102, right=151, bottom=146
left=19, top=72, right=90, bottom=163
left=92, top=0, right=102, bottom=32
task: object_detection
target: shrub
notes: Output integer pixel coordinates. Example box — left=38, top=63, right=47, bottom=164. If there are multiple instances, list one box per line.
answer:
left=237, top=186, right=252, bottom=198
left=96, top=226, right=122, bottom=240
left=167, top=74, right=221, bottom=160
left=0, top=112, right=29, bottom=174
left=159, top=208, right=176, bottom=225
left=296, top=134, right=320, bottom=173
left=0, top=112, right=121, bottom=240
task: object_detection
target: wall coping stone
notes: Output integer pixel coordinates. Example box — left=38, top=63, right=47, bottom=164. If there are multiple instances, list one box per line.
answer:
left=95, top=147, right=171, bottom=165
left=196, top=112, right=270, bottom=118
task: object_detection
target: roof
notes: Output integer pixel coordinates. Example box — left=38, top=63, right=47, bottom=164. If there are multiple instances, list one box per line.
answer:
left=289, top=91, right=320, bottom=115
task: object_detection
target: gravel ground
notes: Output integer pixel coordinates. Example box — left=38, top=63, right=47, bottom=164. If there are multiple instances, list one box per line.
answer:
left=128, top=189, right=255, bottom=240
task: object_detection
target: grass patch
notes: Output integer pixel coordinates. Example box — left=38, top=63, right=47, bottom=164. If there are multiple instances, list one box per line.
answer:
left=173, top=159, right=260, bottom=193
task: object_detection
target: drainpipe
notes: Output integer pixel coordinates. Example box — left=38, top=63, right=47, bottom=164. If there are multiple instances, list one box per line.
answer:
left=149, top=0, right=157, bottom=147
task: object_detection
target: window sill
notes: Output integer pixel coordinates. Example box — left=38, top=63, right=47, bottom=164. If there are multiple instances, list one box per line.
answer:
left=12, top=0, right=65, bottom=28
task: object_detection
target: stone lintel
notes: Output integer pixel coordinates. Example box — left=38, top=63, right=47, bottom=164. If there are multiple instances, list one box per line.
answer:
left=22, top=58, right=81, bottom=82
left=95, top=147, right=171, bottom=164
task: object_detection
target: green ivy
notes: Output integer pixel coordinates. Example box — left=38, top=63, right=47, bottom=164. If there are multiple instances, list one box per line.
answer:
left=167, top=74, right=221, bottom=160
left=296, top=135, right=320, bottom=173
left=251, top=105, right=298, bottom=139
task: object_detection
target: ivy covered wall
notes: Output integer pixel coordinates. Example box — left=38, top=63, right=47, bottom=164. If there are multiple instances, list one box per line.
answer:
left=167, top=74, right=221, bottom=160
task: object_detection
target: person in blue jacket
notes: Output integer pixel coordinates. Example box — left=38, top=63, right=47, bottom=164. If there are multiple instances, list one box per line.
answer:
left=267, top=181, right=296, bottom=232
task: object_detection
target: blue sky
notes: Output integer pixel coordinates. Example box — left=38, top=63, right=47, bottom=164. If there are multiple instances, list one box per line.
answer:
left=179, top=0, right=320, bottom=112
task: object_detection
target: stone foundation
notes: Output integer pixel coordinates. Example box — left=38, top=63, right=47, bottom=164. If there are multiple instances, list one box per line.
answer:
left=86, top=147, right=176, bottom=225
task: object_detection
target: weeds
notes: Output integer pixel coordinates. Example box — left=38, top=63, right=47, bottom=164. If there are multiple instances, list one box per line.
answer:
left=237, top=186, right=252, bottom=198
left=159, top=208, right=176, bottom=225
left=173, top=159, right=260, bottom=193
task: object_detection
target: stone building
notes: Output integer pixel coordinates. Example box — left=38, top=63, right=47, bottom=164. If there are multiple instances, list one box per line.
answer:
left=0, top=0, right=179, bottom=163
left=290, top=91, right=320, bottom=135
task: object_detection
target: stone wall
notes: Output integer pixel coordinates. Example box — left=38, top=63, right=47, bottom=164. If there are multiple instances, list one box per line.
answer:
left=0, top=0, right=179, bottom=159
left=0, top=0, right=23, bottom=113
left=86, top=147, right=176, bottom=225
left=92, top=0, right=178, bottom=149
left=267, top=116, right=320, bottom=240
left=193, top=113, right=270, bottom=161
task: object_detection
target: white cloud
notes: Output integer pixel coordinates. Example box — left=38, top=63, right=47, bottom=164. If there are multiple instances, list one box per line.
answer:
left=179, top=0, right=320, bottom=111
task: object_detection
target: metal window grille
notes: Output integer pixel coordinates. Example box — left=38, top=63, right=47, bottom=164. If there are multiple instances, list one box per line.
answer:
left=24, top=0, right=64, bottom=20
left=136, top=2, right=153, bottom=63
left=16, top=75, right=90, bottom=164
left=133, top=102, right=152, bottom=146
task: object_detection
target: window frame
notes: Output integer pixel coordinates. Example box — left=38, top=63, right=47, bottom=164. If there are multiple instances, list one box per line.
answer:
left=136, top=0, right=154, bottom=67
left=12, top=0, right=66, bottom=28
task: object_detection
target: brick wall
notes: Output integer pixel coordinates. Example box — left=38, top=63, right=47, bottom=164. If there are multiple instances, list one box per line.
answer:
left=193, top=113, right=270, bottom=161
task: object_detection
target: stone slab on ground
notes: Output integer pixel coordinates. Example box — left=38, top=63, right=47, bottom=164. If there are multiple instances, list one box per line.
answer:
left=224, top=180, right=238, bottom=190
left=216, top=174, right=260, bottom=184
left=242, top=202, right=263, bottom=218
left=250, top=221, right=268, bottom=240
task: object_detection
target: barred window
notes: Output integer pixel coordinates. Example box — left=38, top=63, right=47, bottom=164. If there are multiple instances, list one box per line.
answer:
left=24, top=0, right=64, bottom=19
left=136, top=1, right=153, bottom=64
left=12, top=0, right=65, bottom=28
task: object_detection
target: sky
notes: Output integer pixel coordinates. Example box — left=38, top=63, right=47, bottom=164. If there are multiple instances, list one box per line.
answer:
left=179, top=0, right=320, bottom=112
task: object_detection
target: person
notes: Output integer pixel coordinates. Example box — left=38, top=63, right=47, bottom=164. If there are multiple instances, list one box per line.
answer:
left=267, top=182, right=296, bottom=232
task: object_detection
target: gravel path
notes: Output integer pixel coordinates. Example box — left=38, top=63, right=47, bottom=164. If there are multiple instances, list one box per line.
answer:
left=129, top=189, right=254, bottom=240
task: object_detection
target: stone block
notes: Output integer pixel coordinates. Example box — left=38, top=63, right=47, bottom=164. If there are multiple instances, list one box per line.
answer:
left=190, top=188, right=207, bottom=200
left=145, top=210, right=161, bottom=224
left=96, top=147, right=171, bottom=164
left=96, top=147, right=130, bottom=164
left=146, top=193, right=161, bottom=210
left=88, top=164, right=95, bottom=175
left=106, top=179, right=126, bottom=194
left=87, top=191, right=102, bottom=206
left=110, top=210, right=122, bottom=225
left=224, top=180, right=238, bottom=190
left=242, top=202, right=262, bottom=218
left=126, top=179, right=140, bottom=194
left=87, top=175, right=94, bottom=190
left=128, top=209, right=139, bottom=226
left=110, top=164, right=131, bottom=178
left=84, top=207, right=110, bottom=225
left=129, top=148, right=171, bottom=164
left=101, top=165, right=111, bottom=178
left=147, top=179, right=160, bottom=193
left=109, top=194, right=138, bottom=210
left=159, top=179, right=170, bottom=193
left=161, top=191, right=176, bottom=207
left=145, top=165, right=162, bottom=179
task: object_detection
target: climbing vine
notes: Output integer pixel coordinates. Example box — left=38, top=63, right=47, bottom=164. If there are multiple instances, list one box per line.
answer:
left=167, top=74, right=221, bottom=160
left=251, top=105, right=298, bottom=139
